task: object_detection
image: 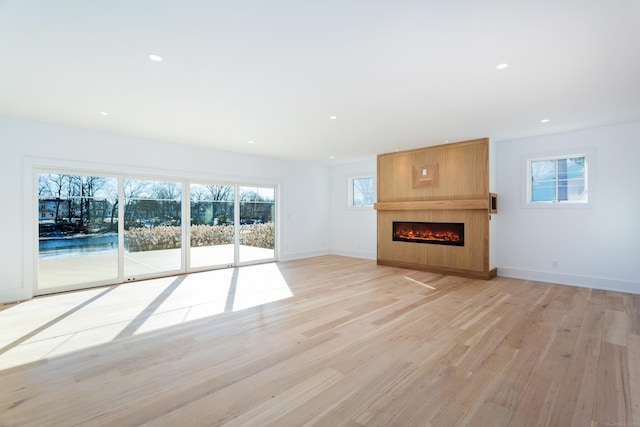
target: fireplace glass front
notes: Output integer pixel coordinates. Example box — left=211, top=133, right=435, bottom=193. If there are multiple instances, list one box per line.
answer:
left=392, top=221, right=464, bottom=246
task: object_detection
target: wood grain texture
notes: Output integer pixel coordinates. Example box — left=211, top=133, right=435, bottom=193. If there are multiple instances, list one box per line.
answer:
left=376, top=138, right=493, bottom=278
left=378, top=259, right=497, bottom=280
left=377, top=209, right=489, bottom=273
left=377, top=138, right=489, bottom=202
left=1, top=255, right=638, bottom=426
left=374, top=199, right=489, bottom=211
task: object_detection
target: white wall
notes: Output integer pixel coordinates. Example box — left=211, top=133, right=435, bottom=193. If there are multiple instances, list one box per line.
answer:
left=329, top=160, right=377, bottom=260
left=494, top=121, right=640, bottom=294
left=0, top=115, right=331, bottom=303
left=3, top=114, right=638, bottom=303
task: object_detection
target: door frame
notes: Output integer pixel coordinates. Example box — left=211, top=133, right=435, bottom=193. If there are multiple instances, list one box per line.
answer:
left=27, top=158, right=279, bottom=297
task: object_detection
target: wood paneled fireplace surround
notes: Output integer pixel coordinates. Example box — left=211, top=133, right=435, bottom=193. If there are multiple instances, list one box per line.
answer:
left=374, top=138, right=497, bottom=280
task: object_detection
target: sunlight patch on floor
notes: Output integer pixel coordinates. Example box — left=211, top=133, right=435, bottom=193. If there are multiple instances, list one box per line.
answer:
left=0, top=263, right=293, bottom=370
left=232, top=263, right=293, bottom=311
left=132, top=269, right=234, bottom=335
left=403, top=276, right=436, bottom=290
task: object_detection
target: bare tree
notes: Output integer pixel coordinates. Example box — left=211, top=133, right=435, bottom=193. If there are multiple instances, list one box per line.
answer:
left=155, top=181, right=181, bottom=200
left=204, top=185, right=234, bottom=224
left=124, top=179, right=152, bottom=227
left=154, top=181, right=182, bottom=223
left=353, top=177, right=374, bottom=206
left=81, top=176, right=109, bottom=230
left=206, top=185, right=233, bottom=201
left=38, top=173, right=67, bottom=222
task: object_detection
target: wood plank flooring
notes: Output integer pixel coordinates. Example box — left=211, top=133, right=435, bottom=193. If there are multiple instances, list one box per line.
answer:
left=0, top=255, right=638, bottom=426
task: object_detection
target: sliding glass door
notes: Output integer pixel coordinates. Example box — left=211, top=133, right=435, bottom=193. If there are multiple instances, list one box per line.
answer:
left=239, top=186, right=275, bottom=264
left=36, top=170, right=277, bottom=295
left=37, top=173, right=119, bottom=291
left=123, top=178, right=183, bottom=278
left=189, top=183, right=235, bottom=269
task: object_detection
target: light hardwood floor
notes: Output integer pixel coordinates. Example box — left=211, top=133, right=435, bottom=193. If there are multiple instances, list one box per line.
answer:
left=1, top=255, right=638, bottom=426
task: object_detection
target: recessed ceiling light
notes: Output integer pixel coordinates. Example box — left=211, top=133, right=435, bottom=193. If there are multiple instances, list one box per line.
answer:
left=248, top=140, right=254, bottom=144
left=99, top=111, right=109, bottom=116
left=496, top=63, right=509, bottom=70
left=541, top=119, right=550, bottom=123
left=329, top=155, right=335, bottom=159
left=149, top=54, right=164, bottom=62
left=329, top=116, right=337, bottom=120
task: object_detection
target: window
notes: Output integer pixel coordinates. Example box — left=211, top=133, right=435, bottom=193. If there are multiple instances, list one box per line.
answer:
left=528, top=155, right=587, bottom=203
left=123, top=178, right=183, bottom=277
left=37, top=172, right=120, bottom=290
left=34, top=166, right=277, bottom=296
left=349, top=176, right=375, bottom=207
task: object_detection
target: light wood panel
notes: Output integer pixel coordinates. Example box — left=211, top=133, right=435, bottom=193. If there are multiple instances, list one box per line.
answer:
left=0, top=255, right=638, bottom=426
left=376, top=138, right=492, bottom=278
left=377, top=138, right=489, bottom=202
left=377, top=209, right=490, bottom=276
left=374, top=198, right=490, bottom=211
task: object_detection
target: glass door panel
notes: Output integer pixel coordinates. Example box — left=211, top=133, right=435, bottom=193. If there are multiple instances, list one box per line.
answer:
left=36, top=170, right=278, bottom=296
left=123, top=179, right=182, bottom=277
left=37, top=173, right=119, bottom=291
left=189, top=183, right=235, bottom=269
left=239, top=186, right=275, bottom=263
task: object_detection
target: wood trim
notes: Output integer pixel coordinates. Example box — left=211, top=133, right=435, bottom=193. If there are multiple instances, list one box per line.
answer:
left=378, top=137, right=490, bottom=157
left=377, top=259, right=497, bottom=280
left=489, top=193, right=498, bottom=213
left=374, top=199, right=489, bottom=211
left=412, top=163, right=439, bottom=188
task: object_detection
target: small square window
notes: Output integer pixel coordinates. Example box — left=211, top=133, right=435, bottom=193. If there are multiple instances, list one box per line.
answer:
left=528, top=155, right=587, bottom=204
left=349, top=176, right=374, bottom=207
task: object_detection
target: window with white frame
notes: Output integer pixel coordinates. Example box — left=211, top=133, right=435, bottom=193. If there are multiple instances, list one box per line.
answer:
left=349, top=176, right=375, bottom=207
left=527, top=155, right=587, bottom=203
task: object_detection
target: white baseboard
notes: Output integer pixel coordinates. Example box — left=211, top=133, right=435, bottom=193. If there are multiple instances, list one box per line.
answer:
left=279, top=249, right=375, bottom=262
left=4, top=262, right=637, bottom=304
left=329, top=249, right=376, bottom=260
left=498, top=267, right=640, bottom=295
left=0, top=287, right=31, bottom=305
left=278, top=249, right=332, bottom=262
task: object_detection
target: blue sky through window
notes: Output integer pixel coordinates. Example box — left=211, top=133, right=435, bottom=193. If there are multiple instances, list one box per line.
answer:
left=531, top=157, right=585, bottom=202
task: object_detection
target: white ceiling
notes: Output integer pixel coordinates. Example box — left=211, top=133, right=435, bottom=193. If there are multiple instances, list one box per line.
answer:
left=1, top=1, right=639, bottom=165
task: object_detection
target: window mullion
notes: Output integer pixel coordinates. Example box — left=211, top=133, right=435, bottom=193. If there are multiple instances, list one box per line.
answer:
left=554, top=159, right=558, bottom=203
left=528, top=154, right=588, bottom=205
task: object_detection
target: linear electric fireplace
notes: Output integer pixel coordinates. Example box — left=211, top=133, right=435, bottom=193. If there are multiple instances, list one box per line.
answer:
left=392, top=221, right=465, bottom=246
